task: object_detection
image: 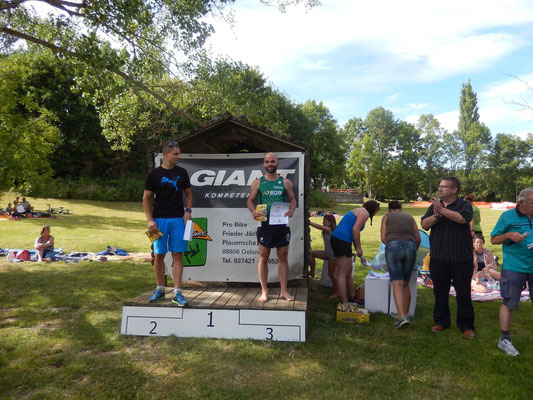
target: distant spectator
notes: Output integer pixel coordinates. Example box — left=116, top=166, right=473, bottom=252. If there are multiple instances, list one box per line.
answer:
left=4, top=203, right=13, bottom=215
left=21, top=197, right=33, bottom=212
left=473, top=234, right=500, bottom=282
left=13, top=196, right=20, bottom=208
left=464, top=193, right=482, bottom=237
left=35, top=225, right=57, bottom=262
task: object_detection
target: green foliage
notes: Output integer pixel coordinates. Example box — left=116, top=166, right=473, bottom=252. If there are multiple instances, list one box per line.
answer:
left=417, top=114, right=447, bottom=197
left=0, top=52, right=61, bottom=192
left=186, top=55, right=293, bottom=134
left=345, top=107, right=421, bottom=200
left=487, top=133, right=533, bottom=200
left=456, top=80, right=492, bottom=191
left=298, top=100, right=346, bottom=188
left=29, top=177, right=145, bottom=202
left=308, top=189, right=336, bottom=208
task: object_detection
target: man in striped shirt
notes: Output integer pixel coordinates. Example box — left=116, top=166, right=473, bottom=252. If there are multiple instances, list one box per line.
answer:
left=421, top=176, right=475, bottom=339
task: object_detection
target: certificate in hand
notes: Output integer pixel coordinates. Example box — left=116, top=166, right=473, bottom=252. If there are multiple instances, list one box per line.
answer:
left=269, top=202, right=290, bottom=225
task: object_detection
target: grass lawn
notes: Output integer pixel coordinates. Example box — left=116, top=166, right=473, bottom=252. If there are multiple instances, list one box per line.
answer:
left=1, top=194, right=532, bottom=399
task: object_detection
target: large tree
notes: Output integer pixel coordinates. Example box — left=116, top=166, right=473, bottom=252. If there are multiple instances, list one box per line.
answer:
left=0, top=51, right=60, bottom=191
left=417, top=114, right=447, bottom=197
left=0, top=1, right=318, bottom=124
left=456, top=80, right=491, bottom=191
left=487, top=133, right=533, bottom=201
left=298, top=100, right=346, bottom=189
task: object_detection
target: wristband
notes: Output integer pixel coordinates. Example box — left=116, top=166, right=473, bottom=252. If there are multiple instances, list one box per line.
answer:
left=185, top=208, right=192, bottom=213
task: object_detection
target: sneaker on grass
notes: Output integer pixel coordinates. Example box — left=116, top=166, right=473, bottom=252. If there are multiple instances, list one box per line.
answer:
left=498, top=338, right=520, bottom=357
left=172, top=291, right=189, bottom=307
left=149, top=288, right=165, bottom=303
left=394, top=315, right=410, bottom=329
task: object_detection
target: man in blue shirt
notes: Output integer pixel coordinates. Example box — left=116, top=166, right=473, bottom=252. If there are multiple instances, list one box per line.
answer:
left=491, top=187, right=533, bottom=356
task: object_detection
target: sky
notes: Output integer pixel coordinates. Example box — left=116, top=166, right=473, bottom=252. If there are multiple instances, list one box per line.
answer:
left=204, top=0, right=533, bottom=138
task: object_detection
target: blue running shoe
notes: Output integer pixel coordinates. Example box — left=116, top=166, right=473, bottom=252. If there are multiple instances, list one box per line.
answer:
left=149, top=288, right=165, bottom=303
left=171, top=291, right=189, bottom=307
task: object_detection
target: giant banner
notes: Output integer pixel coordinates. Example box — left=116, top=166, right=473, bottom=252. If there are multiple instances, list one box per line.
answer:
left=155, top=152, right=306, bottom=282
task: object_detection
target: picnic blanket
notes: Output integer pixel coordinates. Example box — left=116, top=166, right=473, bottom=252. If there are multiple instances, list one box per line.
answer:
left=0, top=213, right=56, bottom=220
left=2, top=248, right=152, bottom=263
left=417, top=277, right=531, bottom=302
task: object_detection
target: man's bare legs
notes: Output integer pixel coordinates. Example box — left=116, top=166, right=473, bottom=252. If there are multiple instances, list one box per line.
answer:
left=171, top=252, right=184, bottom=289
left=153, top=252, right=184, bottom=289
left=154, top=253, right=166, bottom=286
left=258, top=244, right=270, bottom=302
left=499, top=304, right=512, bottom=331
left=277, top=245, right=294, bottom=301
left=257, top=244, right=294, bottom=302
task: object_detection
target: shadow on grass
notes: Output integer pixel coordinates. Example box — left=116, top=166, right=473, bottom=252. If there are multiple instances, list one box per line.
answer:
left=1, top=262, right=532, bottom=399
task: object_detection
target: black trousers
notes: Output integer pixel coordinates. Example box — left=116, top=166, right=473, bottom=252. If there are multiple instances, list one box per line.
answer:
left=429, top=258, right=475, bottom=331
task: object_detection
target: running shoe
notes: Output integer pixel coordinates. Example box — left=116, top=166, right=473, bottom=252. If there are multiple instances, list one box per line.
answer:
left=171, top=291, right=189, bottom=307
left=498, top=338, right=520, bottom=357
left=394, top=315, right=410, bottom=329
left=149, top=288, right=165, bottom=303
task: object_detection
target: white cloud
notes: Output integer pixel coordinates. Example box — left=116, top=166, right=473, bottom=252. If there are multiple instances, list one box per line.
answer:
left=405, top=111, right=459, bottom=133
left=207, top=0, right=533, bottom=86
left=478, top=74, right=533, bottom=133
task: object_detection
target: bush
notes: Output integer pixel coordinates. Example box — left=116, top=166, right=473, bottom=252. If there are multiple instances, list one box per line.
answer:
left=309, top=189, right=336, bottom=208
left=27, top=177, right=144, bottom=202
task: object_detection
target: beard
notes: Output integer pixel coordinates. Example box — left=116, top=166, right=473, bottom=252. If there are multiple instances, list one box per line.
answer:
left=265, top=165, right=277, bottom=173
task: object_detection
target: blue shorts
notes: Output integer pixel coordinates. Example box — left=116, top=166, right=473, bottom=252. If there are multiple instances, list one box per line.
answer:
left=385, top=240, right=417, bottom=281
left=42, top=249, right=57, bottom=261
left=500, top=269, right=533, bottom=310
left=153, top=217, right=188, bottom=254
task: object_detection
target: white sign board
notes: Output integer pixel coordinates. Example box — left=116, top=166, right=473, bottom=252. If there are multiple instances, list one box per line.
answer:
left=153, top=152, right=305, bottom=283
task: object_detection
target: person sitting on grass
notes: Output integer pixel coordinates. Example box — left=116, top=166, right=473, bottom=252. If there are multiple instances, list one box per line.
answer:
left=309, top=213, right=339, bottom=298
left=35, top=225, right=57, bottom=262
left=21, top=197, right=33, bottom=213
left=473, top=234, right=500, bottom=282
left=4, top=203, right=13, bottom=216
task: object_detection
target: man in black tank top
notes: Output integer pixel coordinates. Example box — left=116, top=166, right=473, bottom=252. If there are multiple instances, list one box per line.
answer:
left=247, top=152, right=296, bottom=302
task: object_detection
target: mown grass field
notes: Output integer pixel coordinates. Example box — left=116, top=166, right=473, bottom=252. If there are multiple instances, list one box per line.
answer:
left=1, top=193, right=532, bottom=399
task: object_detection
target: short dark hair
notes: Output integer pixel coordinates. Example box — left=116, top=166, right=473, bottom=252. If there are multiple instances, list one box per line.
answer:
left=388, top=201, right=402, bottom=211
left=363, top=200, right=380, bottom=225
left=441, top=176, right=461, bottom=193
left=162, top=140, right=180, bottom=154
left=473, top=234, right=485, bottom=243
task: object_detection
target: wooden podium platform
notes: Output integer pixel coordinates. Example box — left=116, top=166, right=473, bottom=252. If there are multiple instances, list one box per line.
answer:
left=121, top=285, right=308, bottom=342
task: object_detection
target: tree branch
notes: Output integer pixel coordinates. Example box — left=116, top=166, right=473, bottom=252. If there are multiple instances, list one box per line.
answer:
left=0, top=26, right=202, bottom=124
left=0, top=0, right=28, bottom=11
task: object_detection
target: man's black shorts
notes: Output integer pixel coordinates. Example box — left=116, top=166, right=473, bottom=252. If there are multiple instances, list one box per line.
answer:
left=330, top=235, right=353, bottom=258
left=257, top=225, right=291, bottom=248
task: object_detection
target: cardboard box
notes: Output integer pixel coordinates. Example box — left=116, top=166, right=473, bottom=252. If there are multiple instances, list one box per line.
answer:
left=336, top=307, right=370, bottom=324
left=364, top=271, right=390, bottom=313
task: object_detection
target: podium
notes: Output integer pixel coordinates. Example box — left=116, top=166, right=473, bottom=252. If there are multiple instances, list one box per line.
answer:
left=121, top=286, right=307, bottom=342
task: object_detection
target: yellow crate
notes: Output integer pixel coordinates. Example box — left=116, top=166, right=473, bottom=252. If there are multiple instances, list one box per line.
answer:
left=336, top=310, right=370, bottom=324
